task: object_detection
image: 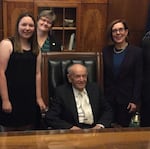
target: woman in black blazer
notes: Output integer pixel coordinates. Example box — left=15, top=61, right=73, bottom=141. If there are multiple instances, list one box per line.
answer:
left=102, top=19, right=143, bottom=127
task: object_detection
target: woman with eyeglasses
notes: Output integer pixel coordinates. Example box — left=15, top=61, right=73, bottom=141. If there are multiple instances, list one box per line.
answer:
left=37, top=9, right=61, bottom=52
left=102, top=19, right=143, bottom=127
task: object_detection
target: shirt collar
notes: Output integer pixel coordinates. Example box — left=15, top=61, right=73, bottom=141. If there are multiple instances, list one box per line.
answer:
left=72, top=87, right=87, bottom=97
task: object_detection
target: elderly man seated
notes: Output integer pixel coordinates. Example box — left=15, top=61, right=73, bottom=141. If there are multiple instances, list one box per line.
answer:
left=45, top=63, right=113, bottom=130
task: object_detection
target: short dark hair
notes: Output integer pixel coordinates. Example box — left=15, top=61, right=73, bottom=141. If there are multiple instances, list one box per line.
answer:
left=107, top=19, right=129, bottom=45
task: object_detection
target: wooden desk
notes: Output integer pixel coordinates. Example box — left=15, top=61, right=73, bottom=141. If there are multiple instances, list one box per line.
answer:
left=0, top=128, right=150, bottom=149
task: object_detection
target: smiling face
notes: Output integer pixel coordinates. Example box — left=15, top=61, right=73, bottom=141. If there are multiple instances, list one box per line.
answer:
left=18, top=16, right=35, bottom=39
left=67, top=64, right=88, bottom=91
left=111, top=22, right=128, bottom=45
left=37, top=16, right=53, bottom=33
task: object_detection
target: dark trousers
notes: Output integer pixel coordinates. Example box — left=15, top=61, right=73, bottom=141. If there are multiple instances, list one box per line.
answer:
left=140, top=102, right=150, bottom=127
left=110, top=99, right=132, bottom=127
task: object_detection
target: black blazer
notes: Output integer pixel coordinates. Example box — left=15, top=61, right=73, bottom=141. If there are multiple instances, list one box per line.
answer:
left=102, top=44, right=143, bottom=105
left=48, top=34, right=61, bottom=52
left=46, top=83, right=113, bottom=129
left=41, top=34, right=61, bottom=52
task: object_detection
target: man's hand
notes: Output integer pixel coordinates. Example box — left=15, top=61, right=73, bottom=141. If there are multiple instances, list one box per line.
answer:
left=92, top=124, right=104, bottom=129
left=70, top=126, right=81, bottom=130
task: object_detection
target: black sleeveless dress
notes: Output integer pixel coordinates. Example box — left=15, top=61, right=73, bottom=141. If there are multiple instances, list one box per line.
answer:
left=0, top=39, right=40, bottom=127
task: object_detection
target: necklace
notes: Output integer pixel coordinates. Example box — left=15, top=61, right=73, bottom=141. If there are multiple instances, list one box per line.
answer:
left=113, top=43, right=128, bottom=54
left=113, top=48, right=126, bottom=54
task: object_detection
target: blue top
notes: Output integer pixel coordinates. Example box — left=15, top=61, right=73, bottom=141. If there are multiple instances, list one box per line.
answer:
left=113, top=49, right=126, bottom=76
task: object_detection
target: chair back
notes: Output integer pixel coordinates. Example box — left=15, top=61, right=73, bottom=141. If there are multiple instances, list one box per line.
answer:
left=41, top=52, right=103, bottom=105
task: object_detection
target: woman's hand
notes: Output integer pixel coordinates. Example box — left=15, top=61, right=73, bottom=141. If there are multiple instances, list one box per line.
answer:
left=2, top=100, right=12, bottom=113
left=36, top=98, right=47, bottom=112
left=127, top=102, right=137, bottom=113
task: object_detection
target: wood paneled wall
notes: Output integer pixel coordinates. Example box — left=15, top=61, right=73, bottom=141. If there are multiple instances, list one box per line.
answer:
left=2, top=0, right=34, bottom=39
left=107, top=0, right=150, bottom=46
left=0, top=0, right=3, bottom=40
left=0, top=0, right=150, bottom=47
left=79, top=1, right=108, bottom=51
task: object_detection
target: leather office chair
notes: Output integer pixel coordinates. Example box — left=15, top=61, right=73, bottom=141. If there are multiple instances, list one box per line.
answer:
left=41, top=52, right=103, bottom=106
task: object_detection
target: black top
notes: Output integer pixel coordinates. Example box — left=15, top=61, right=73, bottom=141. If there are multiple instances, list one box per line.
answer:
left=0, top=38, right=39, bottom=127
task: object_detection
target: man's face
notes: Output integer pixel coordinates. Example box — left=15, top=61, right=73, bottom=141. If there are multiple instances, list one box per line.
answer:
left=68, top=65, right=88, bottom=91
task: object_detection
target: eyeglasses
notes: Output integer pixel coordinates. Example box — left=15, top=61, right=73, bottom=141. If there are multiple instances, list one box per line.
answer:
left=40, top=17, right=52, bottom=25
left=112, top=28, right=125, bottom=34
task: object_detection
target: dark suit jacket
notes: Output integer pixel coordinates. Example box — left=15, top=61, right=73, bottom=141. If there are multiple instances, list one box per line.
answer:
left=46, top=82, right=113, bottom=129
left=102, top=44, right=143, bottom=105
left=48, top=34, right=61, bottom=52
left=41, top=34, right=61, bottom=52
